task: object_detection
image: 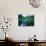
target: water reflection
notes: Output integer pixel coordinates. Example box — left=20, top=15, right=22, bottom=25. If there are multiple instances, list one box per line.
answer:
left=20, top=18, right=27, bottom=26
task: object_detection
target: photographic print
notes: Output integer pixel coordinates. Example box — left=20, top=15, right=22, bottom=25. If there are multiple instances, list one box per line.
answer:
left=18, top=14, right=34, bottom=26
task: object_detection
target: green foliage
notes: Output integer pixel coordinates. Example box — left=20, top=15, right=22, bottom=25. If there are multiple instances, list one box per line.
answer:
left=26, top=16, right=34, bottom=26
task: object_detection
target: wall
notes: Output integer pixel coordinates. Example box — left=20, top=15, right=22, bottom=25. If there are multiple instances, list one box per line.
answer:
left=0, top=0, right=46, bottom=40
